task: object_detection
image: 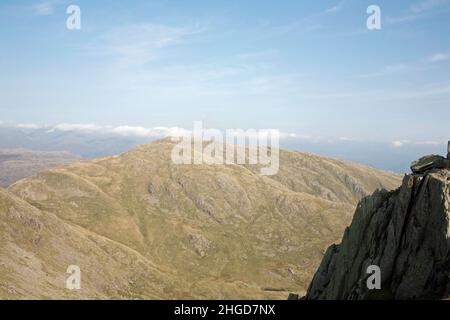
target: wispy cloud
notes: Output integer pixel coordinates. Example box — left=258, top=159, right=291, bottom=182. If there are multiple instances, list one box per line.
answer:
left=259, top=1, right=343, bottom=38
left=296, top=81, right=450, bottom=102
left=325, top=1, right=346, bottom=13
left=33, top=0, right=63, bottom=16
left=386, top=0, right=449, bottom=24
left=86, top=23, right=205, bottom=68
left=392, top=140, right=410, bottom=148
left=34, top=2, right=54, bottom=15
left=426, top=52, right=450, bottom=63
left=357, top=64, right=410, bottom=78
left=358, top=52, right=449, bottom=78
left=236, top=50, right=280, bottom=60
left=410, top=0, right=449, bottom=13
left=385, top=14, right=420, bottom=24
left=16, top=123, right=43, bottom=129
left=392, top=139, right=444, bottom=148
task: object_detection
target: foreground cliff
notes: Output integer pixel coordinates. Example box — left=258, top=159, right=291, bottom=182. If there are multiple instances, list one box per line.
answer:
left=305, top=164, right=450, bottom=300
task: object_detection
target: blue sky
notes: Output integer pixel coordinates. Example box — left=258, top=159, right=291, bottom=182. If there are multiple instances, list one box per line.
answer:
left=0, top=0, right=449, bottom=146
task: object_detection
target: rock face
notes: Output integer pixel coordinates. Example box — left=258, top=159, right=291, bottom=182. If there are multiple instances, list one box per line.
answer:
left=305, top=166, right=450, bottom=300
left=447, top=141, right=450, bottom=160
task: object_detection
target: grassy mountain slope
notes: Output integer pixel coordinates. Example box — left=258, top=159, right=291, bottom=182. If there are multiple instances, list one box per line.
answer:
left=0, top=188, right=191, bottom=299
left=2, top=139, right=402, bottom=299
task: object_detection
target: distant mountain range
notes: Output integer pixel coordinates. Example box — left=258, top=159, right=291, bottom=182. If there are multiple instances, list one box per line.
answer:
left=0, top=124, right=447, bottom=173
left=0, top=125, right=150, bottom=159
left=0, top=149, right=80, bottom=187
left=0, top=139, right=401, bottom=299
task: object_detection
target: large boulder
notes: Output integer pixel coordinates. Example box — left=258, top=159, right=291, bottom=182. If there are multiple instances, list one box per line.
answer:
left=410, top=155, right=448, bottom=174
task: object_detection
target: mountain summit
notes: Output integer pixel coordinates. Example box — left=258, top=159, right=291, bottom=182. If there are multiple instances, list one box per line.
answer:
left=0, top=139, right=400, bottom=299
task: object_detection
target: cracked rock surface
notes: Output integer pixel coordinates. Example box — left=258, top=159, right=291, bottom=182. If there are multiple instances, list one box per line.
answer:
left=305, top=168, right=450, bottom=300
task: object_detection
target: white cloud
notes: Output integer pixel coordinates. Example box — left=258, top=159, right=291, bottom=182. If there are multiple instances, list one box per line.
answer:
left=33, top=0, right=63, bottom=16
left=386, top=15, right=421, bottom=24
left=326, top=2, right=344, bottom=13
left=322, top=0, right=346, bottom=14
left=87, top=23, right=205, bottom=68
left=339, top=137, right=361, bottom=142
left=392, top=140, right=410, bottom=148
left=110, top=125, right=191, bottom=138
left=387, top=0, right=449, bottom=24
left=410, top=0, right=449, bottom=13
left=50, top=123, right=102, bottom=132
left=416, top=140, right=445, bottom=146
left=326, top=5, right=340, bottom=13
left=392, top=139, right=444, bottom=148
left=236, top=50, right=279, bottom=60
left=13, top=123, right=296, bottom=140
left=259, top=1, right=342, bottom=38
left=47, top=123, right=191, bottom=138
left=426, top=53, right=450, bottom=63
left=16, top=123, right=43, bottom=129
left=358, top=64, right=410, bottom=78
left=9, top=123, right=445, bottom=150
left=358, top=51, right=449, bottom=79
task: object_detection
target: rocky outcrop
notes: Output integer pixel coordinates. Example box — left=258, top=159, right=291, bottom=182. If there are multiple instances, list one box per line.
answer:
left=304, top=163, right=450, bottom=300
left=411, top=155, right=449, bottom=174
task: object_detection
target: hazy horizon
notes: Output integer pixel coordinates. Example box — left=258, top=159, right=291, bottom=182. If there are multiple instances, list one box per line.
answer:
left=1, top=0, right=449, bottom=171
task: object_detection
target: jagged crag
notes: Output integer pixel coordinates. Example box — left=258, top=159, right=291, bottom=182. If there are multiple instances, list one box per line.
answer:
left=304, top=158, right=450, bottom=300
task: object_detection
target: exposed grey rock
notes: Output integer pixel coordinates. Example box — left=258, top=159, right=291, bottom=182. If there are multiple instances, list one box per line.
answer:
left=447, top=141, right=450, bottom=160
left=304, top=168, right=450, bottom=300
left=288, top=293, right=300, bottom=300
left=410, top=155, right=448, bottom=174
